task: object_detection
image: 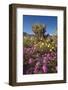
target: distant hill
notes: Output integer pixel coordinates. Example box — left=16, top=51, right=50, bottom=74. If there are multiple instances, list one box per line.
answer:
left=23, top=32, right=34, bottom=37
left=23, top=32, right=57, bottom=42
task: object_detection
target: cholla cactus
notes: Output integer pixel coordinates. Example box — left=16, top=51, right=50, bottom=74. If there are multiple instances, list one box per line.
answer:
left=32, top=24, right=46, bottom=40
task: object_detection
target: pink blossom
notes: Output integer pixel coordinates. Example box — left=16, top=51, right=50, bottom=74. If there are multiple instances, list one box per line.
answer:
left=28, top=58, right=33, bottom=64
left=42, top=65, right=47, bottom=73
left=34, top=65, right=38, bottom=73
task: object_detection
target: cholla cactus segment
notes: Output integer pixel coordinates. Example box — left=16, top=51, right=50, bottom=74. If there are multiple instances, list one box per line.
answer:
left=32, top=24, right=46, bottom=39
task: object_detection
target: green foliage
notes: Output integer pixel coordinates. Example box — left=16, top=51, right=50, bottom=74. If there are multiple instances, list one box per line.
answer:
left=23, top=35, right=57, bottom=53
left=23, top=36, right=31, bottom=47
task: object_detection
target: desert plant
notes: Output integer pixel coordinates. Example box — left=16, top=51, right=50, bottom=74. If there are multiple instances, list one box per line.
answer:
left=32, top=24, right=46, bottom=40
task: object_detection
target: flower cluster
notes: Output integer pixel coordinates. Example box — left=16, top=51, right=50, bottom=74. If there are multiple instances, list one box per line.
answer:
left=23, top=38, right=57, bottom=74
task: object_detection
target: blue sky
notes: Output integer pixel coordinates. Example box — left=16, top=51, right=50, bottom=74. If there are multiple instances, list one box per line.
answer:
left=23, top=15, right=57, bottom=35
